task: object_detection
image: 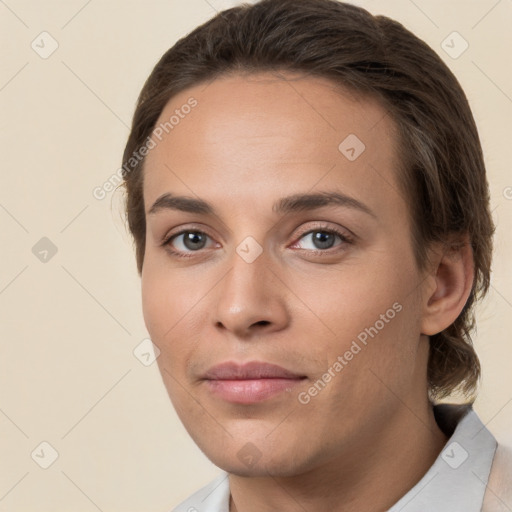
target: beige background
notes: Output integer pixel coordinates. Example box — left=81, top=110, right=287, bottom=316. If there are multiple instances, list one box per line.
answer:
left=1, top=0, right=511, bottom=510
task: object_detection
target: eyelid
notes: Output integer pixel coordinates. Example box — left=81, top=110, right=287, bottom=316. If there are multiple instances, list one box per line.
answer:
left=161, top=223, right=216, bottom=245
left=292, top=221, right=354, bottom=241
left=162, top=221, right=354, bottom=257
left=289, top=223, right=353, bottom=253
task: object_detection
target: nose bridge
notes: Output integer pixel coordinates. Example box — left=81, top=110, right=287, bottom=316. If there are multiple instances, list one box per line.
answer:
left=223, top=240, right=272, bottom=305
left=213, top=240, right=287, bottom=334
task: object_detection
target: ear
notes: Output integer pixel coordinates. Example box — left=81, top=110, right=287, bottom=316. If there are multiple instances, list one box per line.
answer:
left=420, top=235, right=475, bottom=336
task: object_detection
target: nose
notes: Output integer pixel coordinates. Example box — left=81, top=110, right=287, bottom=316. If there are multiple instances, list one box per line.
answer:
left=213, top=246, right=290, bottom=339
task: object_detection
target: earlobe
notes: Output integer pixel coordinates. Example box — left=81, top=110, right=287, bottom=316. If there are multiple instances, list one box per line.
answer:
left=420, top=237, right=474, bottom=336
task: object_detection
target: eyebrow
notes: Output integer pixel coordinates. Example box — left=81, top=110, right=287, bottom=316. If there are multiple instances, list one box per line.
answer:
left=147, top=191, right=376, bottom=219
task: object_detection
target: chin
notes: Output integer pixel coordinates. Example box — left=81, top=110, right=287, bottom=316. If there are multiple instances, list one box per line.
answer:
left=196, top=437, right=315, bottom=478
left=215, top=456, right=306, bottom=478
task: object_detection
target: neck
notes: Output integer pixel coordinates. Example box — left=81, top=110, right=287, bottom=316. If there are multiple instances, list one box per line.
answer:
left=228, top=401, right=448, bottom=512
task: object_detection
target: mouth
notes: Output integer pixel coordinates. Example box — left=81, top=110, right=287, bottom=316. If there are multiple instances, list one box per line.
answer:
left=202, top=361, right=307, bottom=404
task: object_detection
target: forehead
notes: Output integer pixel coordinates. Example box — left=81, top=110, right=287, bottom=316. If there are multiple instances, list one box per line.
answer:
left=142, top=71, right=403, bottom=217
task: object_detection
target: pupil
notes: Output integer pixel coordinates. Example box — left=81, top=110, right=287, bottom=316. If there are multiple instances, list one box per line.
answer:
left=184, top=232, right=206, bottom=250
left=313, top=231, right=334, bottom=249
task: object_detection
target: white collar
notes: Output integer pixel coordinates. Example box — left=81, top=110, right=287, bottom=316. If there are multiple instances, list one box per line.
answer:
left=388, top=404, right=496, bottom=511
left=172, top=404, right=497, bottom=512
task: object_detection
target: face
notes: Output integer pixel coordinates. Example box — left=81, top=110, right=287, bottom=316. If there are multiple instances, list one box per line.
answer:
left=141, top=71, right=431, bottom=476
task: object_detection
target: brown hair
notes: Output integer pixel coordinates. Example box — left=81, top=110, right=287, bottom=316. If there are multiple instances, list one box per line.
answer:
left=121, top=0, right=494, bottom=401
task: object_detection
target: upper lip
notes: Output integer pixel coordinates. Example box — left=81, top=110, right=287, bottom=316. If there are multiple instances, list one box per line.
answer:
left=202, top=361, right=305, bottom=380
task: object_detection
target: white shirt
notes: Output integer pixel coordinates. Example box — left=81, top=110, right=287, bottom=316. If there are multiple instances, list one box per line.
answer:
left=172, top=404, right=511, bottom=512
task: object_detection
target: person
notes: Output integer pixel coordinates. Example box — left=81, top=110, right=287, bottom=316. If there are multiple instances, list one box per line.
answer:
left=120, top=0, right=512, bottom=510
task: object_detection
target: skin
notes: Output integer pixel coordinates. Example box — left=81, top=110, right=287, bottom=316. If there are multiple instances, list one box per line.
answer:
left=141, top=71, right=474, bottom=512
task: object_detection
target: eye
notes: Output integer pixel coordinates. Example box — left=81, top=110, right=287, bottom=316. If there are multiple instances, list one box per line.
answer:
left=292, top=226, right=351, bottom=252
left=162, top=230, right=217, bottom=257
left=162, top=225, right=352, bottom=259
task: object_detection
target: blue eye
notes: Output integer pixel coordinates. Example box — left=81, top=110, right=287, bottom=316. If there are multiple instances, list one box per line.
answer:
left=164, top=230, right=214, bottom=256
left=162, top=225, right=352, bottom=258
left=295, top=229, right=347, bottom=251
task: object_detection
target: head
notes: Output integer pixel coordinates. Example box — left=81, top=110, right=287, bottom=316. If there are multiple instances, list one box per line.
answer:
left=122, top=0, right=494, bottom=476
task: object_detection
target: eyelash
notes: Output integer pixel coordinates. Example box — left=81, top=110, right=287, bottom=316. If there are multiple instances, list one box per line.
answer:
left=161, top=224, right=353, bottom=259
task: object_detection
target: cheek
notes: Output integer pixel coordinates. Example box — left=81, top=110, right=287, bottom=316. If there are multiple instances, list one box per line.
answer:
left=141, top=267, right=167, bottom=340
left=296, top=259, right=421, bottom=383
left=296, top=261, right=405, bottom=339
left=141, top=267, right=184, bottom=377
left=299, top=300, right=421, bottom=439
left=141, top=263, right=208, bottom=381
left=141, top=259, right=198, bottom=338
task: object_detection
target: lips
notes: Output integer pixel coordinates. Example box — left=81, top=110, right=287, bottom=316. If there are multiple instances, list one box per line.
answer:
left=203, top=361, right=304, bottom=380
left=202, top=361, right=306, bottom=404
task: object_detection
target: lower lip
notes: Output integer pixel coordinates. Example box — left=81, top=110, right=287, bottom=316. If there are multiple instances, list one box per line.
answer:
left=205, top=378, right=304, bottom=404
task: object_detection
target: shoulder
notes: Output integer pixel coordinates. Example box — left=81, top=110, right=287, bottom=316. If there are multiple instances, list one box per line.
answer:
left=482, top=441, right=512, bottom=512
left=171, top=472, right=230, bottom=512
